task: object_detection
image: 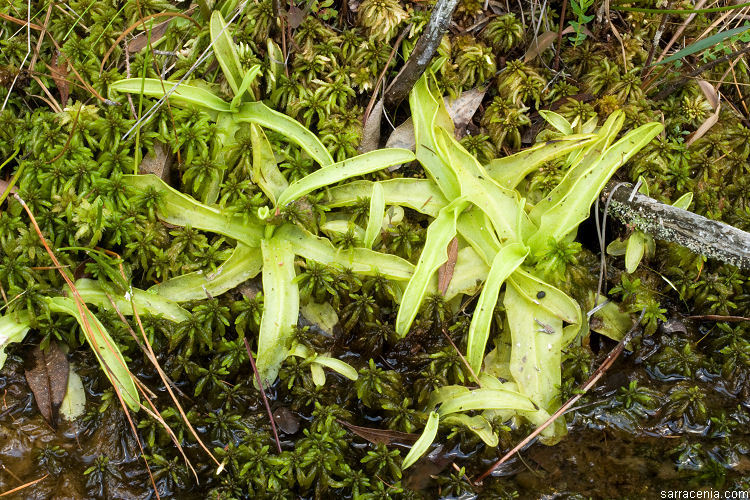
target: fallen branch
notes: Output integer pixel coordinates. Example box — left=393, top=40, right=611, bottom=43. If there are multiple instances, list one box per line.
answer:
left=384, top=0, right=459, bottom=106
left=602, top=181, right=750, bottom=270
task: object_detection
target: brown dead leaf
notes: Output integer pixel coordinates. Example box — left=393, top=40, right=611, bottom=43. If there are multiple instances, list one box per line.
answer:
left=360, top=99, right=383, bottom=153
left=447, top=88, right=486, bottom=139
left=524, top=27, right=575, bottom=62
left=385, top=88, right=487, bottom=151
left=697, top=79, right=719, bottom=109
left=128, top=19, right=173, bottom=53
left=138, top=143, right=172, bottom=181
left=687, top=80, right=720, bottom=145
left=273, top=406, right=301, bottom=434
left=47, top=52, right=69, bottom=105
left=338, top=419, right=420, bottom=446
left=287, top=5, right=305, bottom=29
left=686, top=105, right=720, bottom=146
left=437, top=237, right=458, bottom=295
left=25, top=341, right=69, bottom=428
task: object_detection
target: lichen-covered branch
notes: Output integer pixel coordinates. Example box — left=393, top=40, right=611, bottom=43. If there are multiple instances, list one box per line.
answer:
left=602, top=182, right=750, bottom=270
left=384, top=0, right=459, bottom=106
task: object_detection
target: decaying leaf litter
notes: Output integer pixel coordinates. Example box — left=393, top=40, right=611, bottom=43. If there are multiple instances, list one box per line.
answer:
left=2, top=0, right=750, bottom=497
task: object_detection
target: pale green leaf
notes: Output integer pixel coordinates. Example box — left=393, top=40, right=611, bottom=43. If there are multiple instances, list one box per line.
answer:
left=437, top=388, right=539, bottom=416
left=396, top=198, right=468, bottom=337
left=466, top=243, right=528, bottom=374
left=312, top=356, right=359, bottom=381
left=60, top=364, right=86, bottom=421
left=672, top=192, right=693, bottom=210
left=47, top=297, right=140, bottom=411
left=149, top=244, right=262, bottom=302
left=230, top=65, right=261, bottom=109
left=504, top=281, right=563, bottom=411
left=310, top=362, right=326, bottom=386
left=435, top=246, right=490, bottom=301
left=410, top=75, right=460, bottom=199
left=277, top=149, right=415, bottom=206
left=364, top=182, right=385, bottom=249
left=256, top=237, right=299, bottom=386
left=276, top=224, right=414, bottom=280
left=402, top=411, right=440, bottom=470
left=109, top=78, right=230, bottom=115
left=510, top=268, right=580, bottom=325
left=529, top=111, right=626, bottom=224
left=485, top=135, right=596, bottom=190
left=251, top=123, right=289, bottom=205
left=123, top=174, right=263, bottom=247
left=442, top=414, right=498, bottom=447
left=528, top=121, right=663, bottom=253
left=456, top=209, right=501, bottom=266
left=434, top=128, right=525, bottom=243
left=539, top=110, right=573, bottom=135
left=238, top=101, right=334, bottom=166
left=589, top=294, right=633, bottom=341
left=625, top=230, right=648, bottom=273
left=210, top=11, right=245, bottom=95
left=0, top=310, right=31, bottom=369
left=323, top=178, right=448, bottom=217
left=74, top=279, right=190, bottom=322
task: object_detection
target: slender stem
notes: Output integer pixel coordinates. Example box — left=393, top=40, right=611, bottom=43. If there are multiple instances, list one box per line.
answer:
left=553, top=0, right=568, bottom=71
left=243, top=336, right=283, bottom=454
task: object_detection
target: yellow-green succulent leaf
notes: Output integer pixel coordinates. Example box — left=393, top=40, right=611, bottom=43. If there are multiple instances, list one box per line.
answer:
left=466, top=243, right=529, bottom=374
left=277, top=148, right=415, bottom=206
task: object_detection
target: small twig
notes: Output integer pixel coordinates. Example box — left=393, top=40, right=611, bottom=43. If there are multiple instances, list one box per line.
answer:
left=243, top=337, right=282, bottom=454
left=553, top=0, right=567, bottom=72
left=440, top=327, right=482, bottom=388
left=642, top=4, right=670, bottom=76
left=652, top=42, right=750, bottom=100
left=363, top=26, right=409, bottom=126
left=0, top=474, right=49, bottom=497
left=476, top=309, right=646, bottom=483
left=687, top=315, right=750, bottom=322
left=384, top=0, right=460, bottom=106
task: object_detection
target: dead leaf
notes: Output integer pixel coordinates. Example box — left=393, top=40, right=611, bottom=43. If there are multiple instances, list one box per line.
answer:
left=128, top=19, right=173, bottom=53
left=287, top=5, right=305, bottom=29
left=25, top=341, right=69, bottom=428
left=696, top=79, right=719, bottom=109
left=384, top=117, right=415, bottom=151
left=437, top=237, right=458, bottom=295
left=686, top=105, right=720, bottom=146
left=687, top=79, right=720, bottom=145
left=360, top=99, right=383, bottom=153
left=47, top=53, right=69, bottom=105
left=446, top=88, right=486, bottom=139
left=660, top=318, right=688, bottom=335
left=385, top=88, right=487, bottom=152
left=338, top=419, right=420, bottom=446
left=138, top=143, right=172, bottom=181
left=273, top=406, right=300, bottom=434
left=524, top=27, right=575, bottom=62
left=348, top=0, right=362, bottom=12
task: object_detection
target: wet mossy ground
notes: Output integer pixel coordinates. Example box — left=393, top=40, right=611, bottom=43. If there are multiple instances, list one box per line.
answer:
left=2, top=0, right=750, bottom=498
